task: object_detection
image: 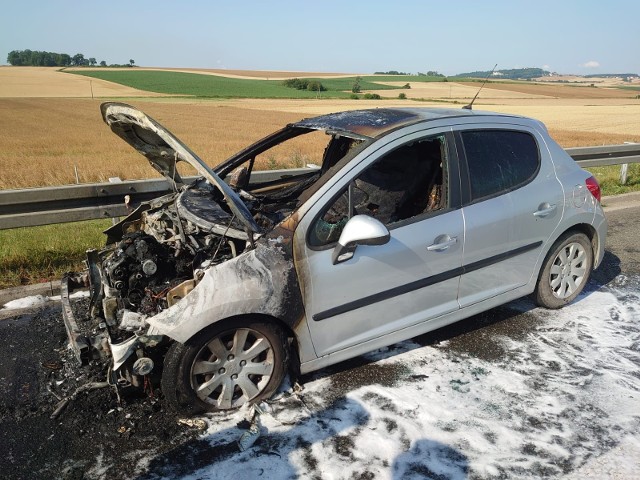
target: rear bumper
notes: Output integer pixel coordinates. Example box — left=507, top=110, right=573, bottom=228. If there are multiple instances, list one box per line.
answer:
left=592, top=207, right=607, bottom=269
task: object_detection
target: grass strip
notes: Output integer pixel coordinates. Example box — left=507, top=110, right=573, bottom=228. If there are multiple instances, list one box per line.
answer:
left=585, top=163, right=640, bottom=195
left=0, top=219, right=110, bottom=289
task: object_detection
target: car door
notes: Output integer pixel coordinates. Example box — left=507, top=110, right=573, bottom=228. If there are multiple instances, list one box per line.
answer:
left=295, top=130, right=465, bottom=357
left=455, top=125, right=564, bottom=307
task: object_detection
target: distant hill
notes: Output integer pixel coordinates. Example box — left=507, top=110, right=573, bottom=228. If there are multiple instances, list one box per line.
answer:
left=452, top=68, right=639, bottom=81
left=583, top=73, right=639, bottom=78
left=453, top=68, right=551, bottom=80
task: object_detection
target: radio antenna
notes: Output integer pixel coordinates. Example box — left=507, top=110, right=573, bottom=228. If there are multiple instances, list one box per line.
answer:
left=463, top=63, right=498, bottom=110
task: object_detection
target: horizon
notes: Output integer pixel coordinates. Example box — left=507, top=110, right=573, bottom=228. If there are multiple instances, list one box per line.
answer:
left=2, top=64, right=639, bottom=78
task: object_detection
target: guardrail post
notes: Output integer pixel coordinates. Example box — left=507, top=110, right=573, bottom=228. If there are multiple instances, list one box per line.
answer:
left=619, top=164, right=629, bottom=185
left=108, top=177, right=122, bottom=225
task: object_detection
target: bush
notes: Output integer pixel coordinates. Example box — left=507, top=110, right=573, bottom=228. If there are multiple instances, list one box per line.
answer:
left=306, top=80, right=326, bottom=92
left=398, top=93, right=407, bottom=99
left=363, top=93, right=381, bottom=100
left=350, top=93, right=360, bottom=99
left=282, top=78, right=301, bottom=88
left=403, top=83, right=411, bottom=89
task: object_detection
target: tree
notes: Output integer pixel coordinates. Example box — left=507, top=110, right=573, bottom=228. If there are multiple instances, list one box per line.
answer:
left=352, top=76, right=362, bottom=94
left=100, top=60, right=107, bottom=67
left=7, top=50, right=23, bottom=65
left=72, top=53, right=85, bottom=66
left=129, top=59, right=135, bottom=66
left=89, top=58, right=97, bottom=66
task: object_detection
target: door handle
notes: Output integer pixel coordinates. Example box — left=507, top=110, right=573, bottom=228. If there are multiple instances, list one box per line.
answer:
left=427, top=235, right=457, bottom=251
left=533, top=203, right=557, bottom=217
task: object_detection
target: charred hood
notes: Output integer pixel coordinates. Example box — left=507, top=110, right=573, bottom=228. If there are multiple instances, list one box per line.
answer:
left=100, top=102, right=260, bottom=235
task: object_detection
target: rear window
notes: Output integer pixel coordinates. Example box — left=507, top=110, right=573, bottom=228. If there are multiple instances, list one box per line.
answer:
left=461, top=130, right=539, bottom=200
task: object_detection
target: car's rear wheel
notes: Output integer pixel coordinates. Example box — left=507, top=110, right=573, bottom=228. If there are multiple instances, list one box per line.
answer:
left=162, top=319, right=287, bottom=413
left=534, top=232, right=593, bottom=309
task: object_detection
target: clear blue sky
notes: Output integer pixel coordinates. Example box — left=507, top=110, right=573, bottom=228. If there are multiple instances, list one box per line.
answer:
left=1, top=0, right=638, bottom=75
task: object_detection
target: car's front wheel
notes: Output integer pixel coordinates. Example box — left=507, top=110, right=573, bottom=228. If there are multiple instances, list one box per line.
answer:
left=162, top=318, right=287, bottom=413
left=534, top=231, right=593, bottom=309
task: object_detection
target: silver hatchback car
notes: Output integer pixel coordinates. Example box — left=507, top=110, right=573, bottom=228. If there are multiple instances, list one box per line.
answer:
left=62, top=103, right=607, bottom=412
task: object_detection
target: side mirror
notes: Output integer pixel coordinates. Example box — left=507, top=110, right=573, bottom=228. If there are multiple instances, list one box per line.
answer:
left=332, top=215, right=390, bottom=264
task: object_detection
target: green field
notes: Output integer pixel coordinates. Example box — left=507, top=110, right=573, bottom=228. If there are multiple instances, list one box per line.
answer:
left=69, top=70, right=448, bottom=98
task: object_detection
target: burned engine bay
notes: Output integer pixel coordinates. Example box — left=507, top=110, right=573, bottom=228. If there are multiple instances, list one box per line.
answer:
left=99, top=178, right=298, bottom=326
left=62, top=173, right=313, bottom=386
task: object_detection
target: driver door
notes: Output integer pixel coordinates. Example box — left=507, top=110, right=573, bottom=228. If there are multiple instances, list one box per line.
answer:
left=295, top=131, right=464, bottom=357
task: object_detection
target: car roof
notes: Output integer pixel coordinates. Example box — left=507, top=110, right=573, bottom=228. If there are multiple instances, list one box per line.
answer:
left=292, top=107, right=523, bottom=139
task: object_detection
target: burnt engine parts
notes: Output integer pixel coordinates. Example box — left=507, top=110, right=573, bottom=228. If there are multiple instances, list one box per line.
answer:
left=103, top=232, right=193, bottom=314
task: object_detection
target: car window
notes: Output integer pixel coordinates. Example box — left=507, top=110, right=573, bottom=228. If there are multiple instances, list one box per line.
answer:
left=461, top=130, right=539, bottom=201
left=309, top=134, right=448, bottom=246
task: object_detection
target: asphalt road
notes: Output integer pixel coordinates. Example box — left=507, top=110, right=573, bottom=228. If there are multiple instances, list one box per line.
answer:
left=0, top=204, right=638, bottom=479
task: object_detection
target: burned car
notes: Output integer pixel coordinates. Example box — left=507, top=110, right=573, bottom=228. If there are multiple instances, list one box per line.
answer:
left=62, top=103, right=607, bottom=412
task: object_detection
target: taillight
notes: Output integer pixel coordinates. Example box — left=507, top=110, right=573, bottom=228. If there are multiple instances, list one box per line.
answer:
left=586, top=175, right=601, bottom=203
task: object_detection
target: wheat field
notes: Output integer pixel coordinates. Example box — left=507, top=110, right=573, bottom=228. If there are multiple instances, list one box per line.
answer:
left=0, top=98, right=326, bottom=189
left=1, top=97, right=639, bottom=189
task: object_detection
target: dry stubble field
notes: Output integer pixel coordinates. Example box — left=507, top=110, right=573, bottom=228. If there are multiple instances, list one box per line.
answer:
left=0, top=66, right=168, bottom=98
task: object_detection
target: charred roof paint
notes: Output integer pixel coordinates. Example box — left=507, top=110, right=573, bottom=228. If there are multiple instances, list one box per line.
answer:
left=292, top=108, right=491, bottom=139
left=293, top=109, right=418, bottom=138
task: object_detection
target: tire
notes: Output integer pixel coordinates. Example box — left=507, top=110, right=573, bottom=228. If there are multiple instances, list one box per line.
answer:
left=534, top=232, right=593, bottom=309
left=162, top=318, right=288, bottom=413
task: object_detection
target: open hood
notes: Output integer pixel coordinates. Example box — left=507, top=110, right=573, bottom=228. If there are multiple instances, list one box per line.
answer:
left=100, top=102, right=260, bottom=235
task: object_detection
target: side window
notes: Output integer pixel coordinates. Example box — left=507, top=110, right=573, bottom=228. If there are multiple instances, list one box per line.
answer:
left=309, top=134, right=448, bottom=247
left=461, top=130, right=539, bottom=201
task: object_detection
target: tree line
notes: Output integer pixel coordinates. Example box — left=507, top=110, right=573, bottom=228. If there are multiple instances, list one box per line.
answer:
left=7, top=50, right=135, bottom=67
left=453, top=67, right=549, bottom=80
left=374, top=70, right=445, bottom=77
left=281, top=78, right=326, bottom=91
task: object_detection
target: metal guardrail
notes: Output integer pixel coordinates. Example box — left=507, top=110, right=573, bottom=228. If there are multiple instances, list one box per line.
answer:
left=565, top=143, right=640, bottom=168
left=0, top=167, right=318, bottom=230
left=0, top=144, right=638, bottom=230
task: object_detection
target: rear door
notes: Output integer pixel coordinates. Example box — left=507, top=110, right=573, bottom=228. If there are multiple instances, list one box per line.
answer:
left=455, top=125, right=564, bottom=307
